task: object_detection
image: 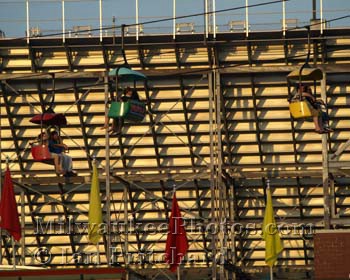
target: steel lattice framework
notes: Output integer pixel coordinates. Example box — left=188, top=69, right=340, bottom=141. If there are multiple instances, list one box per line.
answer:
left=1, top=28, right=350, bottom=279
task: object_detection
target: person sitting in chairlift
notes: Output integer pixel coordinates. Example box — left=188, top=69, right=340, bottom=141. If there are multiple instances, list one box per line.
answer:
left=293, top=84, right=333, bottom=134
left=49, top=130, right=77, bottom=177
left=37, top=132, right=65, bottom=175
left=101, top=86, right=140, bottom=135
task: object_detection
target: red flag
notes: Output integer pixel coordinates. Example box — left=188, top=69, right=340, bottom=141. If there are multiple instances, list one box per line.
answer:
left=0, top=167, right=21, bottom=241
left=165, top=193, right=189, bottom=272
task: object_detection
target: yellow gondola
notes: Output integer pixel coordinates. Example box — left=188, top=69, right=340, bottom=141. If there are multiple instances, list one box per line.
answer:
left=287, top=27, right=323, bottom=120
left=288, top=67, right=322, bottom=119
left=289, top=99, right=319, bottom=119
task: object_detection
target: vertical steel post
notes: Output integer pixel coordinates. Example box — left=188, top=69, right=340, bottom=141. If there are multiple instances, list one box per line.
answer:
left=99, top=0, right=103, bottom=42
left=135, top=0, right=139, bottom=41
left=321, top=72, right=330, bottom=229
left=62, top=0, right=65, bottom=43
left=245, top=0, right=249, bottom=37
left=320, top=0, right=324, bottom=34
left=123, top=186, right=129, bottom=275
left=205, top=0, right=209, bottom=38
left=104, top=72, right=112, bottom=265
left=212, top=0, right=216, bottom=38
left=173, top=0, right=176, bottom=40
left=215, top=68, right=225, bottom=280
left=312, top=0, right=317, bottom=20
left=282, top=0, right=286, bottom=36
left=208, top=71, right=217, bottom=280
left=26, top=0, right=30, bottom=44
left=21, top=191, right=25, bottom=265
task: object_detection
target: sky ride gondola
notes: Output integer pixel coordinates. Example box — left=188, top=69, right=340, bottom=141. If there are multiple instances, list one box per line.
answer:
left=29, top=111, right=67, bottom=127
left=106, top=26, right=148, bottom=126
left=30, top=75, right=66, bottom=163
left=107, top=66, right=147, bottom=123
left=288, top=27, right=323, bottom=120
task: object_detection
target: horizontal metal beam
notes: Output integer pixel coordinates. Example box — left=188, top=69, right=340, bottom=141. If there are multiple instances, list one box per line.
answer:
left=0, top=71, right=102, bottom=81
left=2, top=63, right=350, bottom=81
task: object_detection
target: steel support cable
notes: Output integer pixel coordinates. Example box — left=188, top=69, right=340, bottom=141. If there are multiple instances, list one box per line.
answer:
left=3, top=30, right=346, bottom=186
left=0, top=11, right=349, bottom=85
left=2, top=20, right=342, bottom=270
left=2, top=19, right=342, bottom=215
left=1, top=0, right=289, bottom=41
left=1, top=20, right=348, bottom=90
left=3, top=13, right=348, bottom=83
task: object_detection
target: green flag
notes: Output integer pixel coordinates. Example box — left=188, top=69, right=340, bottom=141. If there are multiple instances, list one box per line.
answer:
left=88, top=162, right=103, bottom=244
left=262, top=188, right=283, bottom=267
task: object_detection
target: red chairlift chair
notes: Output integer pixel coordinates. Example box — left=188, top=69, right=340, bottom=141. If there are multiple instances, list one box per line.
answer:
left=30, top=74, right=67, bottom=163
left=30, top=110, right=67, bottom=163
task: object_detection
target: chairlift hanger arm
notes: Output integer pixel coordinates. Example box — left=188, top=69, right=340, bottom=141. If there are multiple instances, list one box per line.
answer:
left=121, top=24, right=128, bottom=67
left=298, top=26, right=311, bottom=86
left=44, top=73, right=56, bottom=113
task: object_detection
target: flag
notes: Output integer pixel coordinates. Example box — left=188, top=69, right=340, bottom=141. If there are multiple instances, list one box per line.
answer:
left=262, top=188, right=283, bottom=267
left=0, top=167, right=21, bottom=241
left=88, top=162, right=103, bottom=244
left=165, top=193, right=189, bottom=272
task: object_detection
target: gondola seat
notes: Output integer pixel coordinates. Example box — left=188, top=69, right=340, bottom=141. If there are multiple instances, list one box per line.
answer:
left=108, top=100, right=146, bottom=122
left=289, top=100, right=319, bottom=119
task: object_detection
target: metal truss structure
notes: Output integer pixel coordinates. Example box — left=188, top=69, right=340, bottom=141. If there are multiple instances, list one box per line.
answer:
left=1, top=28, right=350, bottom=279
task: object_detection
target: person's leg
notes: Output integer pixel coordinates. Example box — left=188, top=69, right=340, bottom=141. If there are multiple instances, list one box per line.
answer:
left=313, top=115, right=323, bottom=132
left=52, top=154, right=64, bottom=174
left=321, top=112, right=334, bottom=132
left=100, top=115, right=110, bottom=129
left=59, top=153, right=67, bottom=173
left=61, top=153, right=77, bottom=176
left=62, top=154, right=73, bottom=171
left=112, top=118, right=123, bottom=134
left=113, top=118, right=124, bottom=134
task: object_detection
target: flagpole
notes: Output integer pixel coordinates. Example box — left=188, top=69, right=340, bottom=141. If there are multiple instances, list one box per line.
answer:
left=97, top=240, right=100, bottom=265
left=267, top=179, right=272, bottom=280
left=12, top=237, right=16, bottom=269
left=6, top=157, right=16, bottom=269
left=20, top=190, right=25, bottom=266
left=104, top=72, right=111, bottom=266
left=174, top=187, right=181, bottom=280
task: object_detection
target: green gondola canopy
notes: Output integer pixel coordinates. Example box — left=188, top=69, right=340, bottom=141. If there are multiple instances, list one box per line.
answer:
left=108, top=67, right=147, bottom=82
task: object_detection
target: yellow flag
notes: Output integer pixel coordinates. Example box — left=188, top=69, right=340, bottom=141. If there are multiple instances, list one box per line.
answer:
left=88, top=162, right=103, bottom=244
left=262, top=188, right=283, bottom=267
